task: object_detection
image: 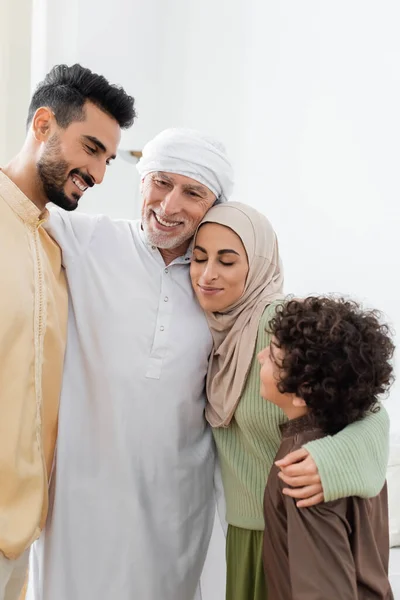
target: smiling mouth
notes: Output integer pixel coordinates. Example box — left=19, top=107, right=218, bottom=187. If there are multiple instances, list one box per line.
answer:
left=71, top=174, right=88, bottom=193
left=198, top=285, right=223, bottom=295
left=153, top=211, right=182, bottom=228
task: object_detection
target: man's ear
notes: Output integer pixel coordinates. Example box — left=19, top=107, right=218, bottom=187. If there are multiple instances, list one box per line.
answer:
left=31, top=107, right=54, bottom=142
left=140, top=176, right=147, bottom=195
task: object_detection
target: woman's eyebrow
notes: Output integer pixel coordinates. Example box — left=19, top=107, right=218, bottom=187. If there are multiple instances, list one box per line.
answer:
left=217, top=249, right=240, bottom=256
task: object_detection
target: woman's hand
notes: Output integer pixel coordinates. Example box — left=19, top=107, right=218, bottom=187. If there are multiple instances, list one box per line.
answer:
left=275, top=448, right=324, bottom=508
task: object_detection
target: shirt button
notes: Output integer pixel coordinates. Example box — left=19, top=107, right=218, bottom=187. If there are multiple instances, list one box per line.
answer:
left=151, top=245, right=156, bottom=250
left=164, top=268, right=169, bottom=274
left=160, top=326, right=165, bottom=331
left=164, top=296, right=169, bottom=302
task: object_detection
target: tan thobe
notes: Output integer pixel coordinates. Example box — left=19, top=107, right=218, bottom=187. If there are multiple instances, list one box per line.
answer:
left=0, top=170, right=67, bottom=560
left=263, top=414, right=393, bottom=599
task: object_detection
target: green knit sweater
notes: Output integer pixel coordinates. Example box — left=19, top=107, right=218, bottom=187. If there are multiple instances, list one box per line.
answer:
left=213, top=304, right=390, bottom=531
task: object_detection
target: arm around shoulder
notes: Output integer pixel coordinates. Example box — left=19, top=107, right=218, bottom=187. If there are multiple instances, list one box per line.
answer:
left=305, top=405, right=390, bottom=501
left=44, top=208, right=100, bottom=257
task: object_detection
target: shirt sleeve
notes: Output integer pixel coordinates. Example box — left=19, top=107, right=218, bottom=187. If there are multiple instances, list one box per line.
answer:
left=285, top=496, right=358, bottom=599
left=44, top=208, right=100, bottom=261
left=304, top=405, right=389, bottom=501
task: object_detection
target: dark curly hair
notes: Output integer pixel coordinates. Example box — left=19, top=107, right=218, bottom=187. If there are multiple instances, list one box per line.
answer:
left=268, top=296, right=395, bottom=435
left=27, top=64, right=136, bottom=129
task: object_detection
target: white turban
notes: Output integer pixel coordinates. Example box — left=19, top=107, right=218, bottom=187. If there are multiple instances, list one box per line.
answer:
left=136, top=128, right=234, bottom=203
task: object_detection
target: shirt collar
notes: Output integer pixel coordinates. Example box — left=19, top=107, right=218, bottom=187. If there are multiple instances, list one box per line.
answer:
left=0, top=169, right=49, bottom=226
left=279, top=413, right=323, bottom=439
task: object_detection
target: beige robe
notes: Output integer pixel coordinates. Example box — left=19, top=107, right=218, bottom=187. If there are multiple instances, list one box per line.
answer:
left=0, top=170, right=67, bottom=560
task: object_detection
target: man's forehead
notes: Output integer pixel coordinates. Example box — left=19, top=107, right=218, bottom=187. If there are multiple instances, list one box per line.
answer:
left=71, top=102, right=121, bottom=146
left=156, top=171, right=212, bottom=194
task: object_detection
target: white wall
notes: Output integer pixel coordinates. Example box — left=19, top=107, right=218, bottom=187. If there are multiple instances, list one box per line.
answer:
left=244, top=1, right=400, bottom=419
left=0, top=0, right=32, bottom=164
left=30, top=0, right=250, bottom=218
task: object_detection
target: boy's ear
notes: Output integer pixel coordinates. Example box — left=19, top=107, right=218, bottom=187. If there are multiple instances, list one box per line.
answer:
left=292, top=396, right=307, bottom=408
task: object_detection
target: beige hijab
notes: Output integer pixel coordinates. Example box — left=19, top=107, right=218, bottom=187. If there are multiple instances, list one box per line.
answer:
left=196, top=202, right=284, bottom=427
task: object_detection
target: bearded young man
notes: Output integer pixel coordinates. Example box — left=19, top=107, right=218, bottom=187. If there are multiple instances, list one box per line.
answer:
left=0, top=63, right=135, bottom=600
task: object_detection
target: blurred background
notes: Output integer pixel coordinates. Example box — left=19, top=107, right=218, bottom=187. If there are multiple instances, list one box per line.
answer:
left=2, top=0, right=399, bottom=596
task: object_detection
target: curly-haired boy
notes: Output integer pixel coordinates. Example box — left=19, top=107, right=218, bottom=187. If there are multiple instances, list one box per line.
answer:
left=259, top=296, right=395, bottom=599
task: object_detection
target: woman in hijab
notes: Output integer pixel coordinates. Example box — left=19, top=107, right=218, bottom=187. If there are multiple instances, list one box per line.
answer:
left=190, top=202, right=390, bottom=600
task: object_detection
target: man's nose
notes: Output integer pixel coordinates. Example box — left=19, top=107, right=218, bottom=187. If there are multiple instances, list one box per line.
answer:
left=160, top=188, right=183, bottom=215
left=88, top=160, right=107, bottom=185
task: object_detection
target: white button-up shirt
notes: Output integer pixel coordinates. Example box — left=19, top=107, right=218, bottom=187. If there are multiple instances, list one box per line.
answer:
left=28, top=210, right=216, bottom=600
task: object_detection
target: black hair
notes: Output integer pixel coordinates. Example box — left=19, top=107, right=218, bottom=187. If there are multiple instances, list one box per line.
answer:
left=268, top=296, right=395, bottom=435
left=27, top=64, right=136, bottom=129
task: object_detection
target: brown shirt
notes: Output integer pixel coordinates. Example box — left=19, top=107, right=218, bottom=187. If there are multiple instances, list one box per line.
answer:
left=263, top=414, right=393, bottom=600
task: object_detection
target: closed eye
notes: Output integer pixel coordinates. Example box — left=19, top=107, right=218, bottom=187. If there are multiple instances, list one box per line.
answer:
left=192, top=258, right=207, bottom=263
left=85, top=144, right=112, bottom=166
left=85, top=144, right=97, bottom=155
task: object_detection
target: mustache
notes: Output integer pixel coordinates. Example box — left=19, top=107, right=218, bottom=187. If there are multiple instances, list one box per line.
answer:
left=70, top=169, right=94, bottom=188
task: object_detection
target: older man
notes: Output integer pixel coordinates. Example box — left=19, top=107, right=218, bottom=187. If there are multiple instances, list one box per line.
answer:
left=28, top=129, right=233, bottom=600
